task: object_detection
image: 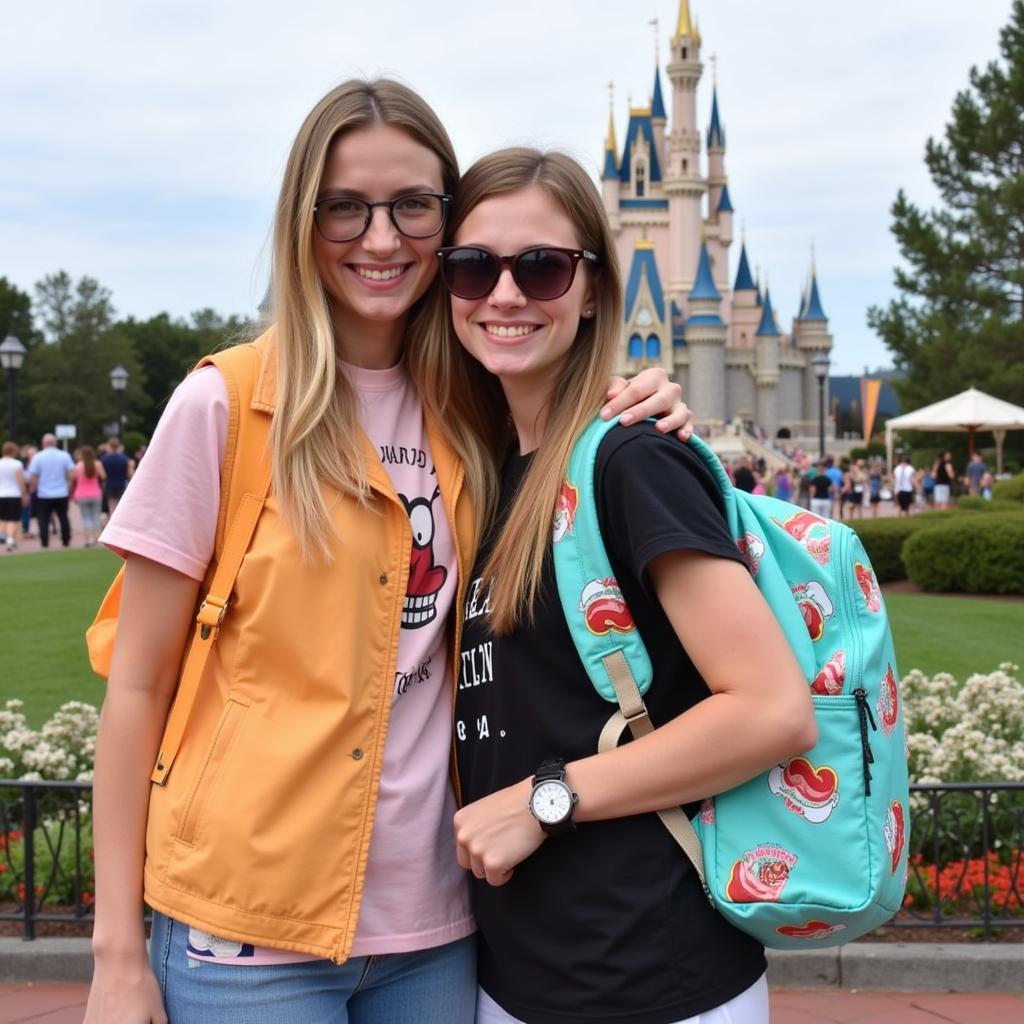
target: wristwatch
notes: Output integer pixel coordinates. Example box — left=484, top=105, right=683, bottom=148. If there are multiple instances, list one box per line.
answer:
left=528, top=758, right=578, bottom=836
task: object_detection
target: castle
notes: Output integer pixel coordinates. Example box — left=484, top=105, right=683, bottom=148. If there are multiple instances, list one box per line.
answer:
left=604, top=0, right=833, bottom=441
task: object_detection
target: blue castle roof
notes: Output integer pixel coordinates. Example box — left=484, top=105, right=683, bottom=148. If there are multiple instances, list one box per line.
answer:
left=802, top=274, right=828, bottom=321
left=651, top=69, right=666, bottom=119
left=706, top=87, right=725, bottom=149
left=671, top=299, right=686, bottom=346
left=624, top=244, right=665, bottom=323
left=689, top=241, right=721, bottom=301
left=602, top=144, right=618, bottom=180
left=717, top=183, right=733, bottom=213
left=618, top=112, right=662, bottom=183
left=733, top=242, right=755, bottom=291
left=756, top=289, right=781, bottom=337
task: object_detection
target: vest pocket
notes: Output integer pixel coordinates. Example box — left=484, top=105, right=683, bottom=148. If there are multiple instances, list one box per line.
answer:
left=175, top=698, right=248, bottom=847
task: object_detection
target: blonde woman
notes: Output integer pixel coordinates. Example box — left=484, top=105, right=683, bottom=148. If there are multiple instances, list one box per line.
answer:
left=442, top=149, right=816, bottom=1024
left=84, top=81, right=690, bottom=1024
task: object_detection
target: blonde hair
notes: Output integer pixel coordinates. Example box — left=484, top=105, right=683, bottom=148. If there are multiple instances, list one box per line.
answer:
left=269, top=78, right=465, bottom=559
left=429, top=148, right=623, bottom=632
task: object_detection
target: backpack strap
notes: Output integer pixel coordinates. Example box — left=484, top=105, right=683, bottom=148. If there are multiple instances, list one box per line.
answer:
left=151, top=341, right=271, bottom=785
left=553, top=415, right=711, bottom=897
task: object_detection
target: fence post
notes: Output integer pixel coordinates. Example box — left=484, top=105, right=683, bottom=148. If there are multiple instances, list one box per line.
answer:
left=22, top=784, right=36, bottom=942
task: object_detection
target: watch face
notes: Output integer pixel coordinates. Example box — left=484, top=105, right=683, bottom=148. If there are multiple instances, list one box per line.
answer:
left=531, top=780, right=573, bottom=824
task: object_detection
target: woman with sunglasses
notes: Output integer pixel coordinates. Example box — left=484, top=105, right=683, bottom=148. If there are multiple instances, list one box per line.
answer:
left=439, top=148, right=817, bottom=1024
left=84, top=80, right=690, bottom=1024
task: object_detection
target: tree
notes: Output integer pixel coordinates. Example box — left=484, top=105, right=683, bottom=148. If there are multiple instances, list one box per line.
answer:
left=21, top=272, right=143, bottom=445
left=868, top=0, right=1024, bottom=411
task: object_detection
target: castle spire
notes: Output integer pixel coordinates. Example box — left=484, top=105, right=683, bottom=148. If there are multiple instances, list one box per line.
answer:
left=689, top=241, right=722, bottom=302
left=733, top=240, right=756, bottom=292
left=673, top=0, right=698, bottom=43
left=651, top=66, right=666, bottom=120
left=756, top=289, right=781, bottom=337
left=707, top=84, right=725, bottom=149
left=602, top=81, right=618, bottom=180
left=803, top=273, right=828, bottom=322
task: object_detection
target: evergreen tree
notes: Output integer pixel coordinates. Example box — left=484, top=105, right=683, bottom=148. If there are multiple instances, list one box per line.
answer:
left=868, top=0, right=1024, bottom=409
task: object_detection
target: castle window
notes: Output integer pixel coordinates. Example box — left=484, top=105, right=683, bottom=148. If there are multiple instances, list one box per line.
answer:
left=682, top=158, right=688, bottom=173
left=681, top=46, right=687, bottom=59
left=628, top=334, right=643, bottom=359
left=635, top=163, right=646, bottom=197
left=645, top=334, right=661, bottom=359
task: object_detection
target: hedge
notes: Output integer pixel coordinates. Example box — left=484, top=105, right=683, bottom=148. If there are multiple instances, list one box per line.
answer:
left=993, top=473, right=1024, bottom=503
left=850, top=512, right=961, bottom=582
left=902, top=514, right=1024, bottom=594
left=956, top=496, right=1022, bottom=513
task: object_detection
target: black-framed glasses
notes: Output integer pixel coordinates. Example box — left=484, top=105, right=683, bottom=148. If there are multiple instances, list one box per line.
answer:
left=313, top=193, right=452, bottom=242
left=436, top=245, right=600, bottom=301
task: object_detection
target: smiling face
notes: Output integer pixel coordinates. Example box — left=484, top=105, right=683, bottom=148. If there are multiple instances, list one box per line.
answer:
left=449, top=185, right=594, bottom=393
left=314, top=123, right=446, bottom=365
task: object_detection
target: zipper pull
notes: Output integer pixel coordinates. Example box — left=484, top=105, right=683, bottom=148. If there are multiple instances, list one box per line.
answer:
left=853, top=687, right=877, bottom=795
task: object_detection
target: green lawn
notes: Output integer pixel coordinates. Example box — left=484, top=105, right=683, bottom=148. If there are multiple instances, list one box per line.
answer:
left=0, top=548, right=118, bottom=726
left=0, top=550, right=1021, bottom=727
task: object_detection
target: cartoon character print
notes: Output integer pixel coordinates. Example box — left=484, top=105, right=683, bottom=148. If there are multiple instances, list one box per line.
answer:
left=737, top=532, right=765, bottom=575
left=700, top=799, right=716, bottom=825
left=854, top=561, right=882, bottom=613
left=725, top=843, right=797, bottom=903
left=579, top=577, right=635, bottom=636
left=876, top=664, right=900, bottom=736
left=810, top=650, right=846, bottom=695
left=399, top=486, right=448, bottom=629
left=792, top=581, right=834, bottom=642
left=552, top=481, right=579, bottom=544
left=770, top=510, right=831, bottom=565
left=884, top=801, right=906, bottom=874
left=187, top=927, right=254, bottom=959
left=768, top=757, right=840, bottom=823
left=776, top=920, right=846, bottom=941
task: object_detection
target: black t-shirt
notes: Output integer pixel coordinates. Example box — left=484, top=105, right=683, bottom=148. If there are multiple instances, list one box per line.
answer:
left=810, top=473, right=832, bottom=499
left=100, top=451, right=130, bottom=490
left=731, top=464, right=756, bottom=492
left=456, top=424, right=766, bottom=1024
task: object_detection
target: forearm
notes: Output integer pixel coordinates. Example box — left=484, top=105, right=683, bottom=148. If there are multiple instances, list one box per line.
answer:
left=91, top=683, right=175, bottom=957
left=567, top=687, right=811, bottom=824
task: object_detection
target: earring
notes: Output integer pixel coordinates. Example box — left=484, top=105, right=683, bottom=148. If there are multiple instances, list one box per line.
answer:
left=582, top=307, right=594, bottom=319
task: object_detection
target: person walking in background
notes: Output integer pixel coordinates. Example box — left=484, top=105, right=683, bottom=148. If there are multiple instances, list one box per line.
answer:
left=965, top=451, right=987, bottom=496
left=893, top=452, right=917, bottom=517
left=73, top=445, right=106, bottom=548
left=867, top=459, right=884, bottom=518
left=0, top=441, right=28, bottom=551
left=773, top=465, right=793, bottom=503
left=932, top=449, right=956, bottom=508
left=732, top=455, right=755, bottom=492
left=27, top=434, right=75, bottom=548
left=808, top=459, right=834, bottom=519
left=99, top=437, right=132, bottom=520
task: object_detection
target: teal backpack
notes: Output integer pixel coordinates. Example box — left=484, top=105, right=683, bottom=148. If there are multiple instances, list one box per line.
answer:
left=551, top=417, right=909, bottom=949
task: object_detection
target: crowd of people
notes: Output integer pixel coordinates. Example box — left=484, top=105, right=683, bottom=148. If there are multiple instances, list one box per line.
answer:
left=0, top=435, right=139, bottom=551
left=722, top=448, right=996, bottom=520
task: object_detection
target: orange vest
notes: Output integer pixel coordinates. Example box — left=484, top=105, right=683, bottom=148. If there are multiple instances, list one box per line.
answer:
left=141, top=332, right=475, bottom=962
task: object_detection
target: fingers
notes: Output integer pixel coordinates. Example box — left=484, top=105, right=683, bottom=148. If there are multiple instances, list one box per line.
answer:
left=456, top=838, right=515, bottom=886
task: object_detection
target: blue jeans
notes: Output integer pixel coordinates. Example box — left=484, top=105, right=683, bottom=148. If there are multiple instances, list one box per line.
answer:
left=149, top=911, right=476, bottom=1024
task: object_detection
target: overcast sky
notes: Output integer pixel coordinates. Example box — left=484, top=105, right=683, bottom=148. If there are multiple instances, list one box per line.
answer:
left=1, top=1, right=1014, bottom=375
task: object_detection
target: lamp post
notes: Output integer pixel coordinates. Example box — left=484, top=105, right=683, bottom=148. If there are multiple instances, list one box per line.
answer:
left=0, top=333, right=27, bottom=442
left=109, top=364, right=129, bottom=437
left=811, top=351, right=830, bottom=461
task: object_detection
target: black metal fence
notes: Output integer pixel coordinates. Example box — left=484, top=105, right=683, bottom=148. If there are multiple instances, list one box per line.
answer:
left=2, top=779, right=1022, bottom=941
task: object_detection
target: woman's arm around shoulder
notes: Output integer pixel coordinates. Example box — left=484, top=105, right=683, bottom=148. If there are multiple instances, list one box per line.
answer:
left=84, top=554, right=201, bottom=1024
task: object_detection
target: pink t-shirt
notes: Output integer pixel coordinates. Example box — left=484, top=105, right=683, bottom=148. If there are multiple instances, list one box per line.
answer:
left=73, top=464, right=103, bottom=501
left=102, top=364, right=473, bottom=965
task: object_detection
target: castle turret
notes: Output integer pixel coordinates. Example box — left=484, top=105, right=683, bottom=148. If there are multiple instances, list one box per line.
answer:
left=623, top=240, right=670, bottom=372
left=602, top=98, right=620, bottom=230
left=794, top=262, right=833, bottom=440
left=754, top=287, right=781, bottom=438
left=730, top=236, right=759, bottom=348
left=650, top=67, right=668, bottom=182
left=663, top=0, right=706, bottom=309
left=685, top=240, right=726, bottom=427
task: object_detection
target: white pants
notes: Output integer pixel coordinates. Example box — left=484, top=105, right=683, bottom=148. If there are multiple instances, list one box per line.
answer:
left=476, top=971, right=769, bottom=1024
left=810, top=497, right=832, bottom=518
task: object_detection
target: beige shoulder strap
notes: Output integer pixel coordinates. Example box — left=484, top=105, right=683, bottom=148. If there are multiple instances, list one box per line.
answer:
left=597, top=650, right=713, bottom=904
left=151, top=342, right=271, bottom=785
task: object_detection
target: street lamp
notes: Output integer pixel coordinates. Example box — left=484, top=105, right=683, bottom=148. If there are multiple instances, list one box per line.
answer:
left=811, top=351, right=831, bottom=461
left=109, top=364, right=129, bottom=437
left=0, top=332, right=27, bottom=442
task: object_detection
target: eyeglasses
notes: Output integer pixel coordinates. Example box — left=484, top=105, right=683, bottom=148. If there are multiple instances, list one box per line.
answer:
left=313, top=193, right=452, bottom=242
left=436, top=245, right=600, bottom=301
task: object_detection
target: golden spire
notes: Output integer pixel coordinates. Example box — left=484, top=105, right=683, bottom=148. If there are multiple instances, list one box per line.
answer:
left=675, top=0, right=694, bottom=40
left=606, top=81, right=617, bottom=152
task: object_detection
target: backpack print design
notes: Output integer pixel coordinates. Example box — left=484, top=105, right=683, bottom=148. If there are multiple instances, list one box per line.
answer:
left=767, top=757, right=840, bottom=823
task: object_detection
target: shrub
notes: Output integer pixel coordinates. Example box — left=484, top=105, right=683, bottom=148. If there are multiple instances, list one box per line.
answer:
left=993, top=473, right=1024, bottom=503
left=849, top=442, right=887, bottom=461
left=956, top=496, right=1022, bottom=513
left=0, top=700, right=98, bottom=781
left=903, top=514, right=1024, bottom=593
left=850, top=511, right=960, bottom=582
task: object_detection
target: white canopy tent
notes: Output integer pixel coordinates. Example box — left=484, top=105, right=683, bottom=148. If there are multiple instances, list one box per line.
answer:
left=885, top=387, right=1024, bottom=473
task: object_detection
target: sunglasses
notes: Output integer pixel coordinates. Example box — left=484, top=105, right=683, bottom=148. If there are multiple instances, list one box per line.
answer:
left=436, top=245, right=599, bottom=301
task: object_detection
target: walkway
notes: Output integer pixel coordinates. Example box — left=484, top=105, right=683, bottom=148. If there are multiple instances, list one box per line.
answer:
left=2, top=984, right=1024, bottom=1024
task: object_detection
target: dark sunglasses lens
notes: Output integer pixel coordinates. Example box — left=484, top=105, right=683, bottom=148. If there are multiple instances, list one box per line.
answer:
left=443, top=249, right=499, bottom=298
left=516, top=249, right=575, bottom=299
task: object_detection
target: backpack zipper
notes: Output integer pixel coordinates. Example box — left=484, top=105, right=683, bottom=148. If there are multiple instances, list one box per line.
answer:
left=852, top=687, right=878, bottom=795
